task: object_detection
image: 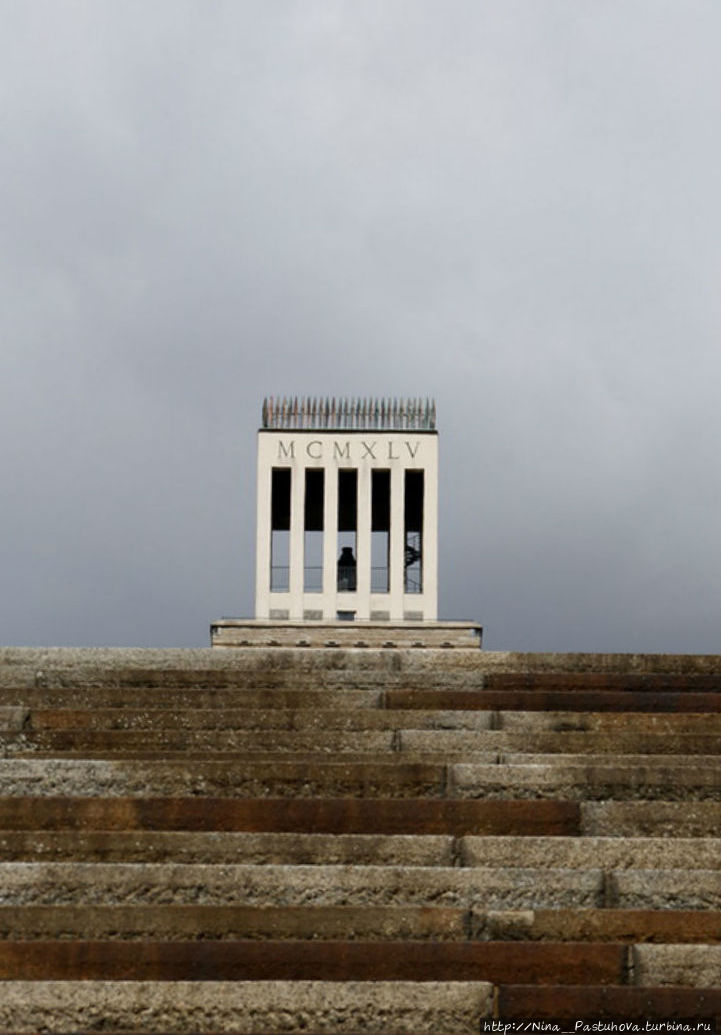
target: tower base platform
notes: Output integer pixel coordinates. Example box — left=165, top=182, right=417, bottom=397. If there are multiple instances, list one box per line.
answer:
left=210, top=619, right=482, bottom=649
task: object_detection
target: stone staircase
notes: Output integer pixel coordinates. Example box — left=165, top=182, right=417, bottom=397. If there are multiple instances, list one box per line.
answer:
left=0, top=646, right=721, bottom=1031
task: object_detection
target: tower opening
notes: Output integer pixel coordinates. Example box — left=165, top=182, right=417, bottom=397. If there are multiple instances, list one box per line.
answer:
left=337, top=468, right=357, bottom=592
left=304, top=469, right=324, bottom=592
left=371, top=469, right=390, bottom=593
left=270, top=468, right=291, bottom=591
left=404, top=469, right=423, bottom=594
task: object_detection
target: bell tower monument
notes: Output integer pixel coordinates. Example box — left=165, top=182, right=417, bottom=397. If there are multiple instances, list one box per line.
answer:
left=211, top=396, right=481, bottom=648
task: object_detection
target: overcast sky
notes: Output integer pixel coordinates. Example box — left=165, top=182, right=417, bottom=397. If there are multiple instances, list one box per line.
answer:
left=2, top=1, right=721, bottom=653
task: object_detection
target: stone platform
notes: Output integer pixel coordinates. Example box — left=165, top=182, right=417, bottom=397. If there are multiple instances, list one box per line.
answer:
left=210, top=618, right=483, bottom=649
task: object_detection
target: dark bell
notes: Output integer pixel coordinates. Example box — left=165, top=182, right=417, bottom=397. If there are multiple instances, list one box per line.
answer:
left=338, top=546, right=356, bottom=567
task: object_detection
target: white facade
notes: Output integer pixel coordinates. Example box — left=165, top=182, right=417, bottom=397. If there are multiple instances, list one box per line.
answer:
left=254, top=398, right=438, bottom=623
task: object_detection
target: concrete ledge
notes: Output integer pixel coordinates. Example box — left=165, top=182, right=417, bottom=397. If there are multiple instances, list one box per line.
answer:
left=633, top=944, right=721, bottom=986
left=0, top=831, right=456, bottom=866
left=0, top=940, right=626, bottom=983
left=0, top=863, right=604, bottom=908
left=0, top=980, right=493, bottom=1032
left=477, top=908, right=721, bottom=943
left=210, top=619, right=483, bottom=649
left=496, top=984, right=721, bottom=1020
left=0, top=796, right=581, bottom=835
left=0, top=904, right=469, bottom=941
left=582, top=802, right=721, bottom=837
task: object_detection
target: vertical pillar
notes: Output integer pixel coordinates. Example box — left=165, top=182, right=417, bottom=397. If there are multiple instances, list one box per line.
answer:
left=288, top=462, right=304, bottom=619
left=322, top=464, right=338, bottom=618
left=388, top=464, right=405, bottom=621
left=423, top=459, right=438, bottom=620
left=356, top=464, right=372, bottom=619
left=255, top=449, right=271, bottom=620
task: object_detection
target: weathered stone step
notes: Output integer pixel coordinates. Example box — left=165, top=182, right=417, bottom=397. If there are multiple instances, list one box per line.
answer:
left=400, top=730, right=721, bottom=753
left=0, top=831, right=455, bottom=864
left=582, top=801, right=721, bottom=836
left=25, top=706, right=721, bottom=732
left=496, top=984, right=721, bottom=1020
left=11, top=758, right=721, bottom=800
left=0, top=979, right=493, bottom=1032
left=501, top=753, right=721, bottom=766
left=27, top=708, right=496, bottom=731
left=387, top=688, right=721, bottom=712
left=3, top=905, right=719, bottom=945
left=13, top=728, right=721, bottom=754
left=479, top=908, right=721, bottom=943
left=0, top=796, right=580, bottom=834
left=0, top=939, right=625, bottom=983
left=12, top=751, right=719, bottom=774
left=0, top=687, right=382, bottom=709
left=460, top=835, right=721, bottom=869
left=0, top=758, right=448, bottom=797
left=633, top=944, right=721, bottom=986
left=5, top=831, right=720, bottom=869
left=608, top=869, right=721, bottom=909
left=0, top=904, right=468, bottom=941
left=0, top=863, right=603, bottom=907
left=451, top=762, right=721, bottom=800
left=7, top=729, right=398, bottom=752
left=500, top=710, right=721, bottom=731
left=8, top=751, right=498, bottom=766
left=486, top=672, right=721, bottom=690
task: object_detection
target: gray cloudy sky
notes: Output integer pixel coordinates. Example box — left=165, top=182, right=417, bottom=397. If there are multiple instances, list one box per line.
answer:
left=3, top=1, right=721, bottom=653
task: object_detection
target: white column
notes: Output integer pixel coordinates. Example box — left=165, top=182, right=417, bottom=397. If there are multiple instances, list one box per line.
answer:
left=423, top=461, right=438, bottom=620
left=288, top=463, right=305, bottom=619
left=388, top=464, right=405, bottom=621
left=356, top=463, right=372, bottom=619
left=322, top=464, right=338, bottom=619
left=254, top=448, right=271, bottom=620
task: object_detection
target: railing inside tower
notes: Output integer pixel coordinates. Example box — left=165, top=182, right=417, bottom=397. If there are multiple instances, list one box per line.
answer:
left=262, top=397, right=436, bottom=430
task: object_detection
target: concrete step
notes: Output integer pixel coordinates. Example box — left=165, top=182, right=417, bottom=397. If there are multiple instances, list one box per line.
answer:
left=0, top=831, right=456, bottom=864
left=9, top=831, right=717, bottom=870
left=27, top=706, right=721, bottom=734
left=581, top=801, right=721, bottom=836
left=0, top=687, right=382, bottom=709
left=0, top=758, right=448, bottom=797
left=0, top=863, right=604, bottom=908
left=451, top=762, right=721, bottom=800
left=460, top=835, right=721, bottom=869
left=26, top=707, right=496, bottom=731
left=501, top=753, right=721, bottom=766
left=0, top=940, right=625, bottom=983
left=0, top=979, right=493, bottom=1032
left=495, top=984, right=721, bottom=1020
left=11, top=728, right=721, bottom=755
left=0, top=904, right=469, bottom=941
left=387, top=688, right=721, bottom=712
left=485, top=672, right=721, bottom=690
left=400, top=729, right=721, bottom=753
left=478, top=908, right=721, bottom=943
left=9, top=750, right=497, bottom=765
left=2, top=904, right=718, bottom=945
left=608, top=869, right=721, bottom=909
left=499, top=710, right=721, bottom=731
left=632, top=944, right=721, bottom=986
left=12, top=758, right=721, bottom=800
left=0, top=796, right=581, bottom=834
left=6, top=729, right=399, bottom=752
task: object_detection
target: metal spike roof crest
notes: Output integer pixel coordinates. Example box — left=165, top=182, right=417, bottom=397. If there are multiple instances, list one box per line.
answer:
left=261, top=397, right=436, bottom=430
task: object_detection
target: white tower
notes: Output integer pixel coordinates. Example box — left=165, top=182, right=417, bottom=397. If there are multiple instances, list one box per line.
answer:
left=211, top=396, right=481, bottom=648
left=255, top=396, right=437, bottom=622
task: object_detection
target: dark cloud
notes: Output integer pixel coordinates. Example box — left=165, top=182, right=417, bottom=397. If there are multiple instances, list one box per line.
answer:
left=2, top=1, right=721, bottom=650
